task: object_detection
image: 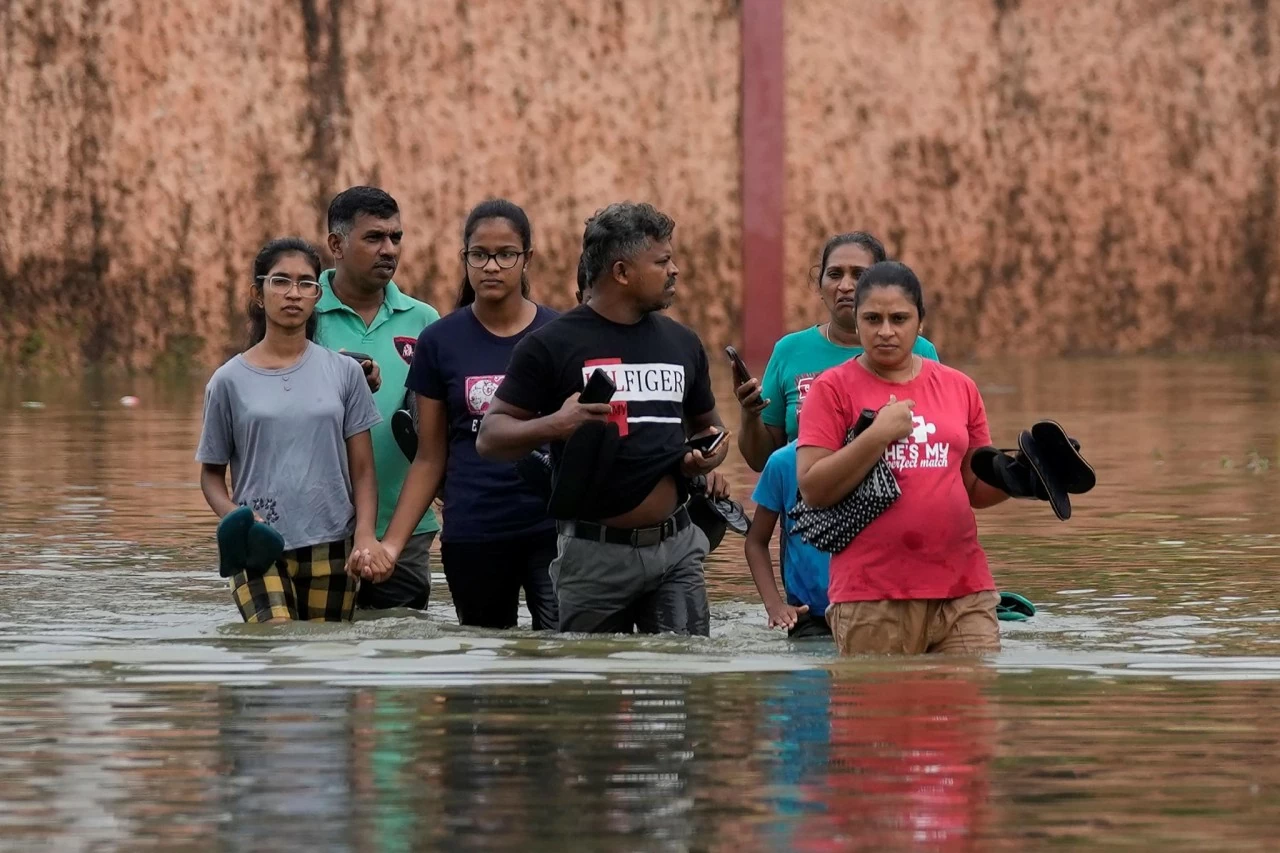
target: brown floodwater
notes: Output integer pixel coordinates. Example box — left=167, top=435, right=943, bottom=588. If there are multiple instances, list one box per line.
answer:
left=3, top=353, right=1280, bottom=851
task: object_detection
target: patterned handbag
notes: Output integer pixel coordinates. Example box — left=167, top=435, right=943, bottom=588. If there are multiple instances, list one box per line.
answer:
left=788, top=408, right=902, bottom=553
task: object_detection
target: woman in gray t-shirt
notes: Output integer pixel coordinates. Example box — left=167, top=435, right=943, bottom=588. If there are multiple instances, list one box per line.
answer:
left=196, top=238, right=385, bottom=622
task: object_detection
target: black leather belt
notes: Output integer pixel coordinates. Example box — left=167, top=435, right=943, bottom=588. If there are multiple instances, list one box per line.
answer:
left=558, top=504, right=692, bottom=548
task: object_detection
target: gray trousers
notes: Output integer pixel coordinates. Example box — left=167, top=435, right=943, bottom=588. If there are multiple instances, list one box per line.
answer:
left=549, top=522, right=710, bottom=636
left=357, top=531, right=433, bottom=610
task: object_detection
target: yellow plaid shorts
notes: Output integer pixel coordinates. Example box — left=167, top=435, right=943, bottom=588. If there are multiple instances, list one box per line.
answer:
left=230, top=539, right=359, bottom=623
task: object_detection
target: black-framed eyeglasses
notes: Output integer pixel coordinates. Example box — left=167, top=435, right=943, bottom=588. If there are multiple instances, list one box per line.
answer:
left=256, top=275, right=322, bottom=298
left=462, top=249, right=526, bottom=270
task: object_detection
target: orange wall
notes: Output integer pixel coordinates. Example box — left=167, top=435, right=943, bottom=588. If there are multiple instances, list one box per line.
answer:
left=3, top=0, right=1277, bottom=370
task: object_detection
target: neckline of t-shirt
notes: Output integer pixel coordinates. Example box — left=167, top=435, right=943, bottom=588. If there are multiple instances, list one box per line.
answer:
left=235, top=341, right=317, bottom=376
left=466, top=303, right=545, bottom=343
left=851, top=353, right=934, bottom=385
left=580, top=304, right=654, bottom=330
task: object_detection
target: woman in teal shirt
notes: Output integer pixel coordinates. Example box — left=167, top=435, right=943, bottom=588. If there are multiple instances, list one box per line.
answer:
left=736, top=232, right=939, bottom=472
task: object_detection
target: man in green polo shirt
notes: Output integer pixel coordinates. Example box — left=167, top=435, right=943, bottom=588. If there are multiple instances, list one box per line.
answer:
left=314, top=186, right=441, bottom=610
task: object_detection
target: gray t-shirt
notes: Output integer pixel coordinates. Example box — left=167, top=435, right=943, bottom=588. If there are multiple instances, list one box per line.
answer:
left=195, top=342, right=383, bottom=550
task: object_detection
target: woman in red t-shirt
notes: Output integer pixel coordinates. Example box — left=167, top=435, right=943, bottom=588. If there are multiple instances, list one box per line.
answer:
left=796, top=261, right=1010, bottom=655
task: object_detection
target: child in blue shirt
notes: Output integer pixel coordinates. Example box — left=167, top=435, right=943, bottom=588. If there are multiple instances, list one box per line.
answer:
left=745, top=442, right=832, bottom=638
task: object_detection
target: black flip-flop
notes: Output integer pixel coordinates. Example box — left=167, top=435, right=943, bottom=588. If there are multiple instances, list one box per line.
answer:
left=391, top=408, right=417, bottom=461
left=1031, top=420, right=1096, bottom=495
left=1018, top=429, right=1071, bottom=521
left=971, top=446, right=1045, bottom=500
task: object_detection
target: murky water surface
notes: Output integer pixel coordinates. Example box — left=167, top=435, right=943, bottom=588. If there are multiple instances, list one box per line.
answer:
left=4, top=355, right=1280, bottom=850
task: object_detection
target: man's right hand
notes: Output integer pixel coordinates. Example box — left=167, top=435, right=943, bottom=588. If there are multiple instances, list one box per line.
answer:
left=550, top=393, right=613, bottom=440
left=735, top=378, right=769, bottom=418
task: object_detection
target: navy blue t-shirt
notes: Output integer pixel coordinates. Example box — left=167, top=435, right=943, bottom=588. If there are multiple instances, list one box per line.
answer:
left=405, top=304, right=559, bottom=544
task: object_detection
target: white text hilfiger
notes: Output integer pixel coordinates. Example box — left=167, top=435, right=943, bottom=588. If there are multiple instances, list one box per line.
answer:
left=580, top=364, right=686, bottom=402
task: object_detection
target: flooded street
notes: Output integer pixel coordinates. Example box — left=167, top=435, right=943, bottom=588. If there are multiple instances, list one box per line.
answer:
left=4, top=354, right=1280, bottom=850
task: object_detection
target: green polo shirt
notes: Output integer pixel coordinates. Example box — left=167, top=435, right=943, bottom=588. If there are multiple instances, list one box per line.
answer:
left=315, top=270, right=441, bottom=537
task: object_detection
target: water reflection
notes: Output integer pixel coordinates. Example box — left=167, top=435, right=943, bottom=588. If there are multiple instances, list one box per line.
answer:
left=7, top=356, right=1280, bottom=849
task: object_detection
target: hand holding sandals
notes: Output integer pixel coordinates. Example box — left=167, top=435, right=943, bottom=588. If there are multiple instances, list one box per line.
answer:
left=971, top=420, right=1096, bottom=520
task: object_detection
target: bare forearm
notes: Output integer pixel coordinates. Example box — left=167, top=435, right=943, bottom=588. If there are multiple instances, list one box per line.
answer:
left=799, top=434, right=892, bottom=507
left=745, top=538, right=786, bottom=610
left=737, top=415, right=779, bottom=473
left=351, top=462, right=378, bottom=538
left=969, top=479, right=1011, bottom=509
left=383, top=458, right=445, bottom=549
left=476, top=412, right=562, bottom=461
left=200, top=468, right=238, bottom=518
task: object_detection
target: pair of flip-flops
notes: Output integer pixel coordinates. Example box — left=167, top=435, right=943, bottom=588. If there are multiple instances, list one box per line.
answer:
left=686, top=475, right=751, bottom=551
left=216, top=506, right=284, bottom=578
left=971, top=420, right=1096, bottom=520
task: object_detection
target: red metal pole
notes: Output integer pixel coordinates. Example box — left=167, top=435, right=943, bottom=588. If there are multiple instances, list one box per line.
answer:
left=740, top=0, right=786, bottom=367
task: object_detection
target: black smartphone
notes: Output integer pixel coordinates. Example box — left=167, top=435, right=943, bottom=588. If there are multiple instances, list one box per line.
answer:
left=688, top=430, right=727, bottom=456
left=724, top=345, right=752, bottom=386
left=579, top=368, right=617, bottom=405
left=852, top=408, right=878, bottom=436
left=342, top=351, right=373, bottom=362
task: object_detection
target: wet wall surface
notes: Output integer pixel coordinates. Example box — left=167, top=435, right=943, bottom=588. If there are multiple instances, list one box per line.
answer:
left=3, top=0, right=1278, bottom=370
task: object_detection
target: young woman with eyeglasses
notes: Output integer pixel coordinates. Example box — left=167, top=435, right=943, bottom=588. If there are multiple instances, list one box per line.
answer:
left=376, top=199, right=560, bottom=629
left=195, top=237, right=387, bottom=622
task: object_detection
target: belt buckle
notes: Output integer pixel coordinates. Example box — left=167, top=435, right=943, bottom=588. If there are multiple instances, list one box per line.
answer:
left=630, top=526, right=663, bottom=548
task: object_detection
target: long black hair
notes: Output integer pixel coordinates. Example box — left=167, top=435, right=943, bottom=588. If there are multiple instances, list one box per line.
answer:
left=248, top=237, right=322, bottom=347
left=455, top=199, right=533, bottom=309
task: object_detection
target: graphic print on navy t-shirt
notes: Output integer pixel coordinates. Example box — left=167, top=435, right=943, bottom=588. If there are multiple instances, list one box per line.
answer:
left=464, top=374, right=503, bottom=431
left=581, top=358, right=686, bottom=438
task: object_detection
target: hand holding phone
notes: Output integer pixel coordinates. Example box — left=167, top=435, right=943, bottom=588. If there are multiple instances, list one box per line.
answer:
left=341, top=351, right=373, bottom=364
left=555, top=368, right=615, bottom=439
left=724, top=346, right=752, bottom=387
left=687, top=430, right=727, bottom=456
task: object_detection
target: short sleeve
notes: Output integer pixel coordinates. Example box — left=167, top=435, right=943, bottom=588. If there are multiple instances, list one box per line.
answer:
left=683, top=336, right=716, bottom=418
left=405, top=325, right=446, bottom=400
left=796, top=373, right=850, bottom=453
left=966, top=379, right=992, bottom=450
left=750, top=451, right=788, bottom=513
left=759, top=346, right=786, bottom=429
left=914, top=335, right=941, bottom=363
left=494, top=334, right=556, bottom=414
left=195, top=373, right=234, bottom=464
left=342, top=360, right=383, bottom=439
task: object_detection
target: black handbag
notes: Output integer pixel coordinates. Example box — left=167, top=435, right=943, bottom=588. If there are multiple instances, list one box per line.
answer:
left=788, top=408, right=902, bottom=553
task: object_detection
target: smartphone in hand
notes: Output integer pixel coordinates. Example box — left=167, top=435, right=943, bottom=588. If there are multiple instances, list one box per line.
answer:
left=579, top=368, right=617, bottom=405
left=687, top=430, right=727, bottom=456
left=725, top=346, right=752, bottom=387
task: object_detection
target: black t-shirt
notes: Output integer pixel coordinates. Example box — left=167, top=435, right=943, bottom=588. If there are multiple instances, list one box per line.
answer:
left=495, top=305, right=717, bottom=520
left=405, top=304, right=559, bottom=543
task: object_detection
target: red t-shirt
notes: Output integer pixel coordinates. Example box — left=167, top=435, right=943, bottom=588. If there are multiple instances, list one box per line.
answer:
left=796, top=358, right=994, bottom=603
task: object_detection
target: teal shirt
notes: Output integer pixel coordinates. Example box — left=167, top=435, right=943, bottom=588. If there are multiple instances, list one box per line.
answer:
left=760, top=326, right=940, bottom=441
left=314, top=270, right=441, bottom=537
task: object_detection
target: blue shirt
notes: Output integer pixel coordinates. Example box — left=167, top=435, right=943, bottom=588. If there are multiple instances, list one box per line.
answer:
left=406, top=304, right=558, bottom=544
left=751, top=442, right=830, bottom=613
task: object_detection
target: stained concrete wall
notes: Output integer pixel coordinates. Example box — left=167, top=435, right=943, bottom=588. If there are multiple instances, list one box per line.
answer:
left=2, top=0, right=1278, bottom=370
left=0, top=0, right=742, bottom=370
left=786, top=0, right=1280, bottom=357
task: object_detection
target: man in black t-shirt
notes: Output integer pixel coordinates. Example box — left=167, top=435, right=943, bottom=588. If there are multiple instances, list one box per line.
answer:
left=476, top=202, right=729, bottom=636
